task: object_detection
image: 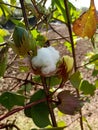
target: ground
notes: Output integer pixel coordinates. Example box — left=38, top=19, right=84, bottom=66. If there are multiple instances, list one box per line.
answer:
left=0, top=23, right=98, bottom=130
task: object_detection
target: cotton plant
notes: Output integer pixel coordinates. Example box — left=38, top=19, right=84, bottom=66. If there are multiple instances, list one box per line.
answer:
left=10, top=26, right=74, bottom=79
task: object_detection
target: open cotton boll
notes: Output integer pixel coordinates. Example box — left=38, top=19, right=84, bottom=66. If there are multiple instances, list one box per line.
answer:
left=31, top=46, right=60, bottom=75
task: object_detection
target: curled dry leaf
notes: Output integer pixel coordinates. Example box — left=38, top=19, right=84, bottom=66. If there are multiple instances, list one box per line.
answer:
left=57, top=90, right=82, bottom=115
left=73, top=0, right=98, bottom=38
left=56, top=55, right=73, bottom=81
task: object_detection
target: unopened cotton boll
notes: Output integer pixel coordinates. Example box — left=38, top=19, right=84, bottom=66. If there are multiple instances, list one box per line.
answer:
left=31, top=46, right=60, bottom=75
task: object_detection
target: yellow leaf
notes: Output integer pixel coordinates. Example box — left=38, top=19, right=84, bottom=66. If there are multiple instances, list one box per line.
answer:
left=73, top=0, right=98, bottom=38
left=0, top=29, right=10, bottom=37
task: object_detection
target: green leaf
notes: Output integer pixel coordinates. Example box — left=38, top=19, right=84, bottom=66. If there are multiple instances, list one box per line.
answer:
left=19, top=65, right=29, bottom=72
left=11, top=19, right=25, bottom=27
left=33, top=75, right=42, bottom=83
left=0, top=36, right=4, bottom=43
left=46, top=76, right=61, bottom=87
left=0, top=29, right=10, bottom=37
left=0, top=8, right=3, bottom=17
left=64, top=33, right=77, bottom=53
left=89, top=54, right=98, bottom=63
left=10, top=0, right=16, bottom=5
left=80, top=80, right=96, bottom=95
left=52, top=0, right=79, bottom=23
left=0, top=92, right=25, bottom=110
left=24, top=89, right=51, bottom=128
left=52, top=0, right=66, bottom=22
left=89, top=54, right=98, bottom=70
left=33, top=76, right=61, bottom=87
left=31, top=102, right=51, bottom=128
left=92, top=69, right=98, bottom=76
left=70, top=71, right=82, bottom=89
left=95, top=79, right=98, bottom=89
left=64, top=41, right=72, bottom=53
left=0, top=1, right=12, bottom=16
left=36, top=35, right=46, bottom=47
left=11, top=26, right=37, bottom=56
left=0, top=46, right=8, bottom=77
left=57, top=121, right=66, bottom=127
left=17, top=83, right=33, bottom=94
left=31, top=29, right=40, bottom=39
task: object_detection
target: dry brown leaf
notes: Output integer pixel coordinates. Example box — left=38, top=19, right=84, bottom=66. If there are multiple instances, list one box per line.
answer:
left=57, top=90, right=82, bottom=115
left=73, top=0, right=98, bottom=38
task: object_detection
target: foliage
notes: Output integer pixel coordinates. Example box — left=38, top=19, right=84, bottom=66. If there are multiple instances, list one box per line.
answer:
left=0, top=0, right=98, bottom=130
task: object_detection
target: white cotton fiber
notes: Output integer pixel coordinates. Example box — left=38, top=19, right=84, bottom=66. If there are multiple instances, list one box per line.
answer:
left=31, top=46, right=60, bottom=75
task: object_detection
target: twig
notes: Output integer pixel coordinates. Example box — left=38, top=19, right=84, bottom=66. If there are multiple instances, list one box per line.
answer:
left=48, top=36, right=70, bottom=41
left=31, top=0, right=40, bottom=15
left=51, top=79, right=66, bottom=96
left=43, top=0, right=47, bottom=7
left=0, top=41, right=7, bottom=47
left=77, top=56, right=98, bottom=69
left=9, top=82, right=24, bottom=91
left=52, top=17, right=68, bottom=25
left=30, top=8, right=56, bottom=30
left=0, top=98, right=46, bottom=121
left=63, top=0, right=77, bottom=71
left=49, top=23, right=70, bottom=43
left=64, top=0, right=84, bottom=130
left=7, top=55, right=17, bottom=69
left=0, top=2, right=21, bottom=9
left=19, top=0, right=29, bottom=30
left=0, top=123, right=20, bottom=130
left=3, top=75, right=42, bottom=86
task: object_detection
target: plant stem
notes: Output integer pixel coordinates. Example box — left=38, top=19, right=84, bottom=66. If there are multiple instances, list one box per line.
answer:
left=64, top=0, right=84, bottom=130
left=41, top=76, right=57, bottom=127
left=19, top=0, right=29, bottom=30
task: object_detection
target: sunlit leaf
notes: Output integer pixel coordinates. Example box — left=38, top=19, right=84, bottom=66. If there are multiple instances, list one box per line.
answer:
left=31, top=29, right=40, bottom=38
left=0, top=8, right=3, bottom=17
left=0, top=92, right=25, bottom=110
left=11, top=19, right=25, bottom=27
left=0, top=0, right=12, bottom=16
left=73, top=0, right=98, bottom=38
left=19, top=65, right=29, bottom=72
left=95, top=79, right=98, bottom=88
left=64, top=41, right=72, bottom=53
left=52, top=0, right=79, bottom=23
left=10, top=0, right=16, bottom=5
left=57, top=121, right=66, bottom=127
left=0, top=29, right=10, bottom=37
left=52, top=0, right=66, bottom=22
left=89, top=54, right=98, bottom=62
left=0, top=36, right=4, bottom=43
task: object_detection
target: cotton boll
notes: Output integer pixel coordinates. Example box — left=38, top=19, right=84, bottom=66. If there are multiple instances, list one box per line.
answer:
left=31, top=46, right=60, bottom=76
left=48, top=46, right=60, bottom=62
